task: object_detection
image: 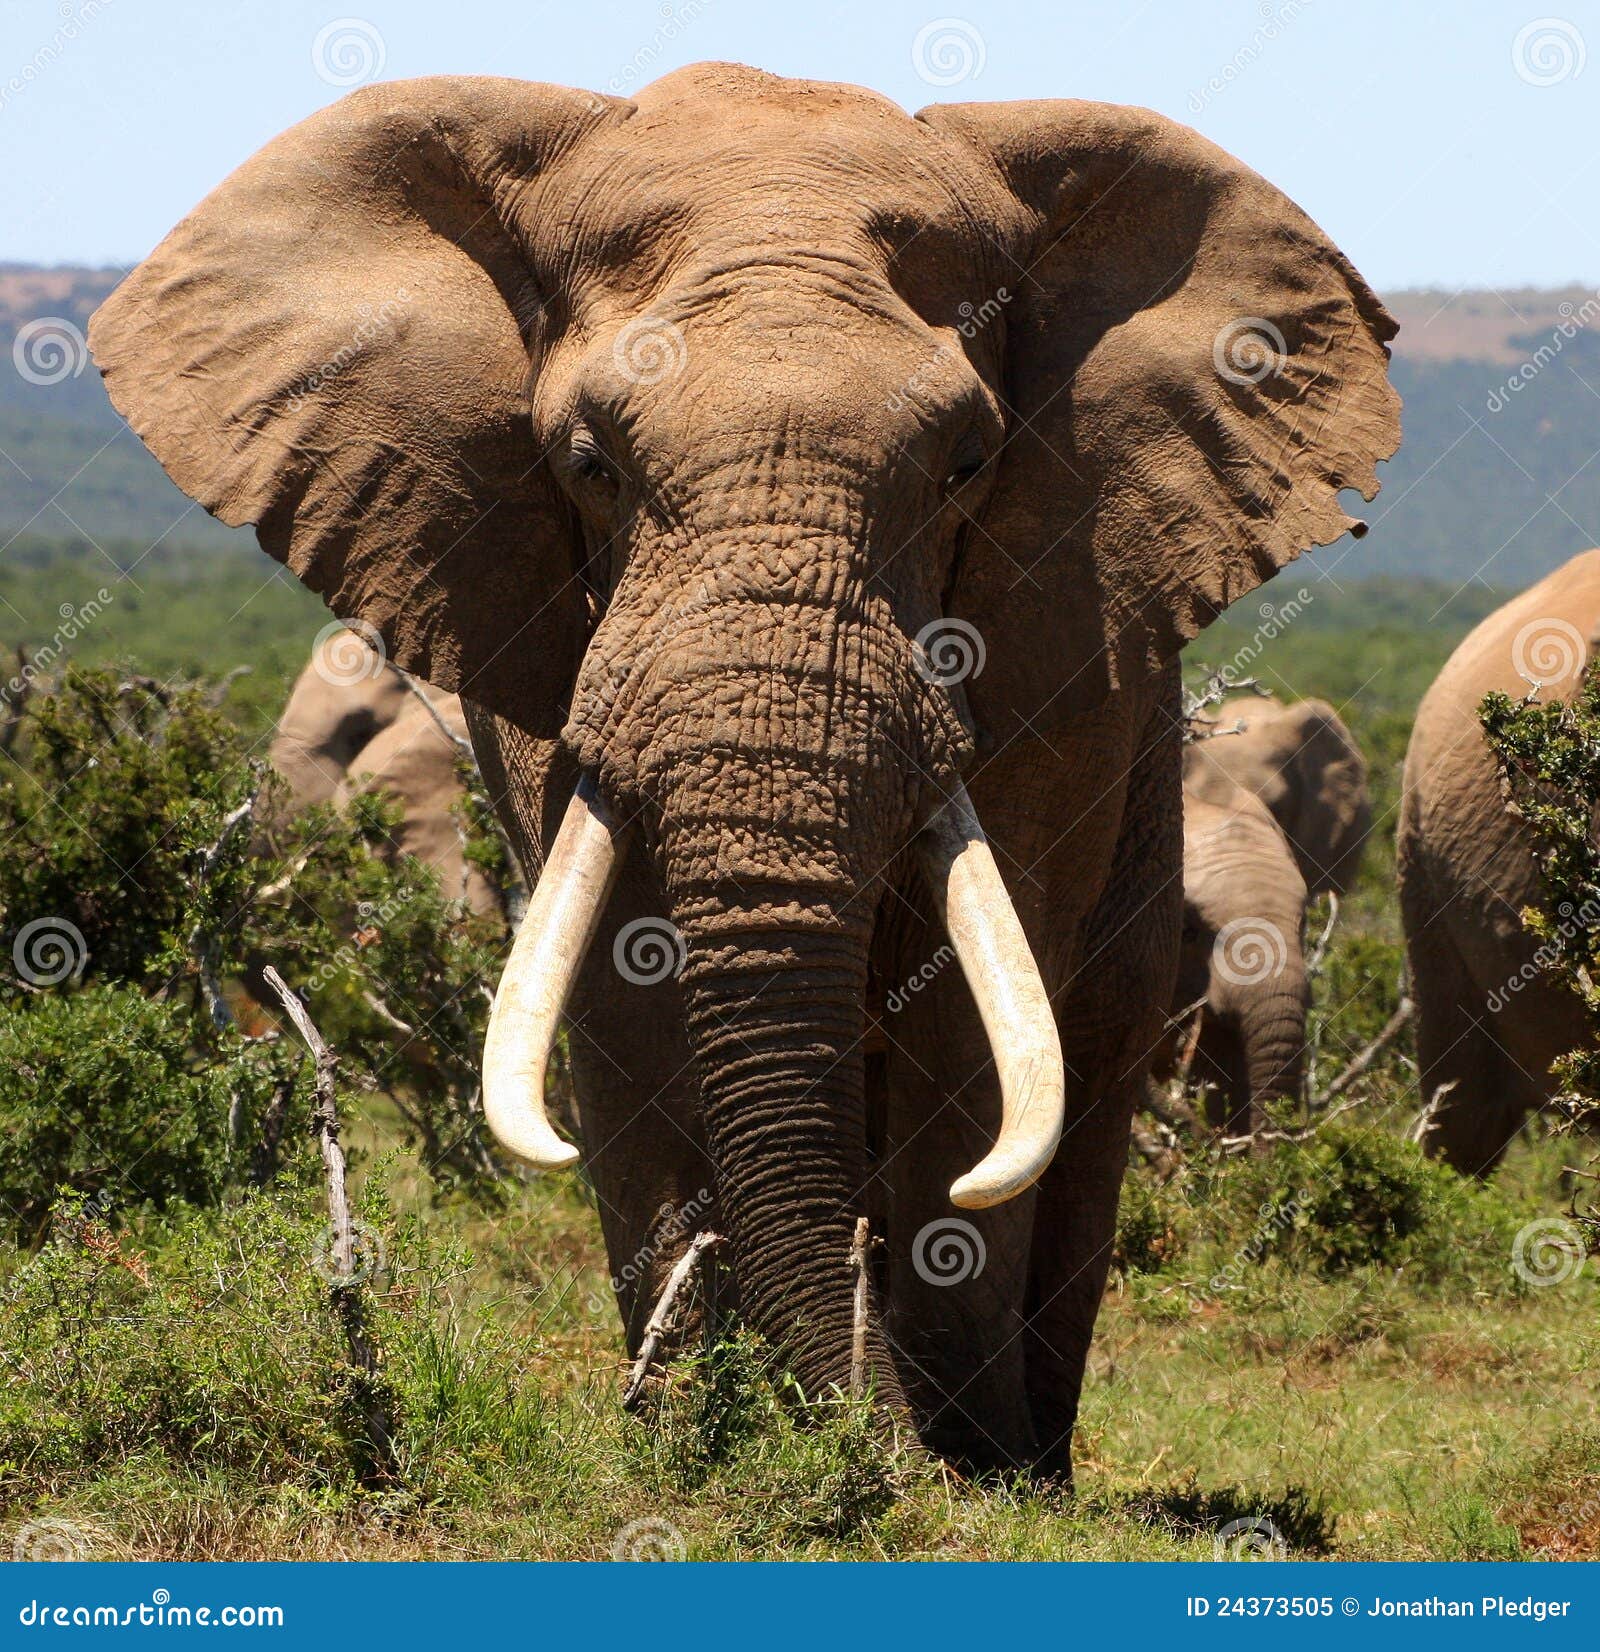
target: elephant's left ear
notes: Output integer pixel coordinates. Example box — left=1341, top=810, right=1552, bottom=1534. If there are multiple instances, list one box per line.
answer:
left=917, top=100, right=1400, bottom=720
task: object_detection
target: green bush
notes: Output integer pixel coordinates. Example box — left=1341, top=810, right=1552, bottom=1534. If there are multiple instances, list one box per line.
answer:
left=1113, top=1174, right=1192, bottom=1276
left=1241, top=1124, right=1524, bottom=1286
left=0, top=669, right=515, bottom=1206
left=1481, top=662, right=1600, bottom=1248
left=0, top=987, right=302, bottom=1239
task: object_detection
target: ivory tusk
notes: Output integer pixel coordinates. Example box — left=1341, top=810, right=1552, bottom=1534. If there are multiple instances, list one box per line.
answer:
left=482, top=775, right=626, bottom=1168
left=918, top=781, right=1066, bottom=1210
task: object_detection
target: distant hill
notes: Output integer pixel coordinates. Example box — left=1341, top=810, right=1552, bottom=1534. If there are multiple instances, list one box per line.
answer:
left=1361, top=286, right=1600, bottom=587
left=2, top=264, right=1598, bottom=587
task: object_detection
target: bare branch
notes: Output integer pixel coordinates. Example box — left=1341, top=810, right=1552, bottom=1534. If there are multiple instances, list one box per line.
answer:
left=621, top=1229, right=723, bottom=1412
left=1305, top=892, right=1340, bottom=978
left=1308, top=997, right=1412, bottom=1112
left=262, top=965, right=396, bottom=1482
left=849, top=1216, right=871, bottom=1398
left=187, top=770, right=266, bottom=1040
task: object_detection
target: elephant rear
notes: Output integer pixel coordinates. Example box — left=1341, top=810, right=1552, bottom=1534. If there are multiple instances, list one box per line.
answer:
left=1399, top=547, right=1600, bottom=1173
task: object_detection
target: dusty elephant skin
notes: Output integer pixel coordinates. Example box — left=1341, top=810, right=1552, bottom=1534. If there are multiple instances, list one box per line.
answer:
left=1167, top=785, right=1310, bottom=1137
left=1400, top=547, right=1600, bottom=1177
left=1184, top=696, right=1371, bottom=899
left=89, top=63, right=1399, bottom=1475
left=1170, top=695, right=1369, bottom=1135
left=272, top=630, right=500, bottom=918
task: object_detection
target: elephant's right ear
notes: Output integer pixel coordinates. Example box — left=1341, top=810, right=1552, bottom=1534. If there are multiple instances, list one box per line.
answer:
left=90, top=77, right=628, bottom=730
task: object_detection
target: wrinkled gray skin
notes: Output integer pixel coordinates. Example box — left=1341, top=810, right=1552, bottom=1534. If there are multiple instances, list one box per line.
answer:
left=90, top=66, right=1399, bottom=1475
left=1400, top=548, right=1600, bottom=1175
left=1184, top=696, right=1371, bottom=898
left=1165, top=785, right=1310, bottom=1134
left=271, top=631, right=500, bottom=917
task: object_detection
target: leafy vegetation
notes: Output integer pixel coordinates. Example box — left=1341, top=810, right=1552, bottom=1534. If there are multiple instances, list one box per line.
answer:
left=1481, top=660, right=1600, bottom=1241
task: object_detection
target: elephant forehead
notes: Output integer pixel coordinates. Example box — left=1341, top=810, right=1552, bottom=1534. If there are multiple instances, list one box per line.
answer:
left=524, top=73, right=1012, bottom=292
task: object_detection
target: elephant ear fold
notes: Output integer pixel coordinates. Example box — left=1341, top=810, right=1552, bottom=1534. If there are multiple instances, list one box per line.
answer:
left=1281, top=699, right=1371, bottom=895
left=90, top=77, right=628, bottom=730
left=918, top=100, right=1400, bottom=723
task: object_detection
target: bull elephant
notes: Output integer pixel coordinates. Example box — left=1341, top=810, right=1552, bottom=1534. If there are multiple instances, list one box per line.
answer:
left=1184, top=696, right=1371, bottom=896
left=1399, top=547, right=1600, bottom=1175
left=1167, top=784, right=1310, bottom=1135
left=90, top=65, right=1398, bottom=1474
left=272, top=629, right=501, bottom=917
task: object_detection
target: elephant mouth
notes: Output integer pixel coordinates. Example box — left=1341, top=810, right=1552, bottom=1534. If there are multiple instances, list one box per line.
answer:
left=480, top=772, right=1065, bottom=1211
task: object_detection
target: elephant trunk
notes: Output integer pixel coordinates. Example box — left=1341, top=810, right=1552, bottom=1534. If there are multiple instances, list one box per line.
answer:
left=677, top=913, right=901, bottom=1403
left=1238, top=987, right=1308, bottom=1122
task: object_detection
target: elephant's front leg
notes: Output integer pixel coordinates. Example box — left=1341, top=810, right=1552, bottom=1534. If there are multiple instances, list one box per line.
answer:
left=1025, top=708, right=1183, bottom=1480
left=879, top=959, right=1037, bottom=1471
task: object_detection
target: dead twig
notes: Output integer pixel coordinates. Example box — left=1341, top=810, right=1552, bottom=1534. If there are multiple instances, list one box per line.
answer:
left=621, top=1229, right=723, bottom=1412
left=849, top=1216, right=871, bottom=1398
left=1406, top=1078, right=1458, bottom=1145
left=262, top=965, right=396, bottom=1483
left=1130, top=1120, right=1184, bottom=1180
left=1174, top=1000, right=1206, bottom=1094
left=396, top=668, right=529, bottom=923
left=1305, top=892, right=1340, bottom=978
left=1308, top=997, right=1413, bottom=1113
left=1181, top=672, right=1272, bottom=744
left=187, top=771, right=266, bottom=1039
left=204, top=664, right=252, bottom=707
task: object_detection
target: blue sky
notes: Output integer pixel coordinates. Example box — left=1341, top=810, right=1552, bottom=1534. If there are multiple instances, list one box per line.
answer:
left=7, top=0, right=1600, bottom=288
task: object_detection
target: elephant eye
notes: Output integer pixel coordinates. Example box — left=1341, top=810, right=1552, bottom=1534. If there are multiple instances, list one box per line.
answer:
left=942, top=434, right=992, bottom=497
left=566, top=429, right=618, bottom=491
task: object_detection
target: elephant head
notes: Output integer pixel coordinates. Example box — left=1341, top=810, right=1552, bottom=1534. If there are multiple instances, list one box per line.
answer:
left=91, top=66, right=1397, bottom=1410
left=1173, top=785, right=1310, bottom=1135
left=272, top=630, right=500, bottom=917
left=1185, top=695, right=1371, bottom=896
left=271, top=629, right=414, bottom=809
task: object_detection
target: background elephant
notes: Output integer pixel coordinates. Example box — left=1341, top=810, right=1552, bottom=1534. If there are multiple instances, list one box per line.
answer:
left=91, top=65, right=1398, bottom=1475
left=271, top=630, right=500, bottom=917
left=1165, top=783, right=1310, bottom=1135
left=1184, top=695, right=1371, bottom=897
left=1399, top=546, right=1600, bottom=1175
